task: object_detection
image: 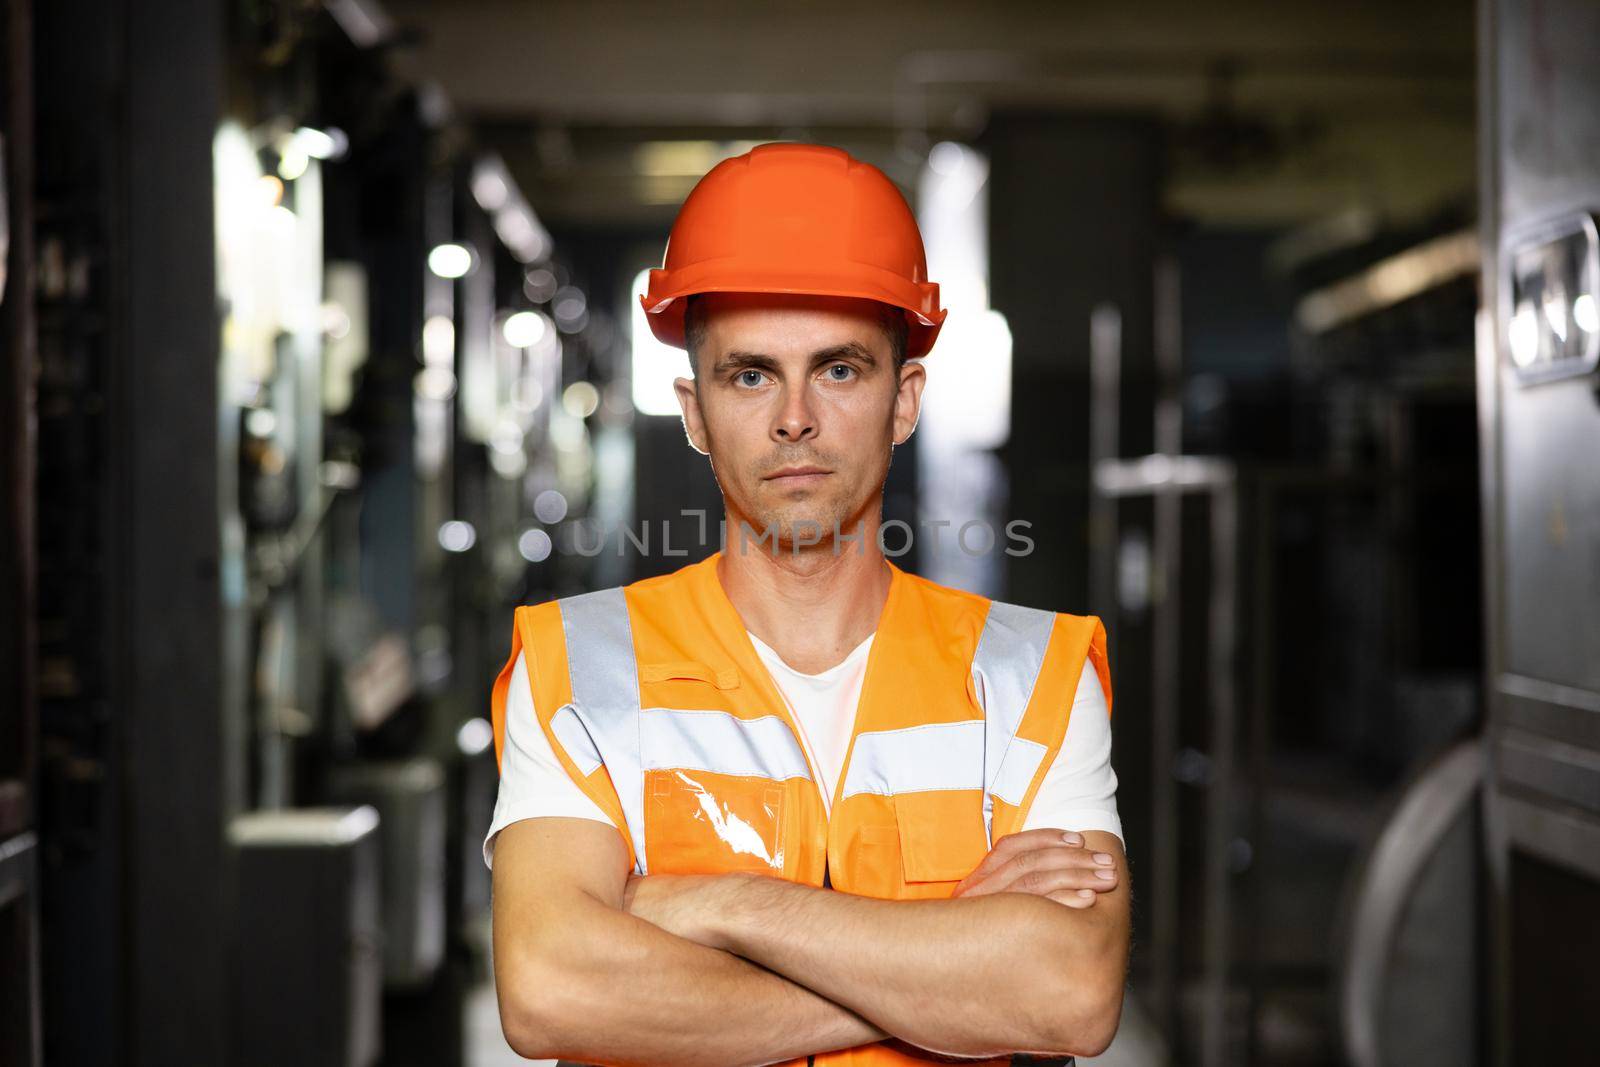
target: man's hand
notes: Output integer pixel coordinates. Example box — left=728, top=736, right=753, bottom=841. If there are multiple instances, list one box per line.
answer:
left=952, top=828, right=1119, bottom=908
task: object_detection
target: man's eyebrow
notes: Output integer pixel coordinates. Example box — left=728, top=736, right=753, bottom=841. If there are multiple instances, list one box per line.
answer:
left=712, top=342, right=877, bottom=375
left=711, top=350, right=781, bottom=375
left=811, top=341, right=877, bottom=366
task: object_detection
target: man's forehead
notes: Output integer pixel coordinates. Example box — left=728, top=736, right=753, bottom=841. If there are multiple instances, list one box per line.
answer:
left=694, top=292, right=896, bottom=351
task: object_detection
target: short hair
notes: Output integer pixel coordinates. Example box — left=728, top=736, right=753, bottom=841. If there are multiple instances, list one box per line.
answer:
left=683, top=294, right=909, bottom=378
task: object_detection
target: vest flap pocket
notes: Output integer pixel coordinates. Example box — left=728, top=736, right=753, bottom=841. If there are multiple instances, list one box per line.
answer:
left=643, top=768, right=787, bottom=876
left=639, top=660, right=740, bottom=690
left=892, top=789, right=989, bottom=884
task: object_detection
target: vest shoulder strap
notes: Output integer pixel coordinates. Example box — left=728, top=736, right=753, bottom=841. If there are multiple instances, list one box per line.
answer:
left=552, top=586, right=652, bottom=873
left=490, top=587, right=646, bottom=872
left=977, top=599, right=1110, bottom=843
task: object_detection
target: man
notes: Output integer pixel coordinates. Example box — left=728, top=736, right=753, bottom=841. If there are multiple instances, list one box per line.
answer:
left=485, top=142, right=1130, bottom=1066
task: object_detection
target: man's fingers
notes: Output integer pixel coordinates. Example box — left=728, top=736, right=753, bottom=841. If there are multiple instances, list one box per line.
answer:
left=1047, top=888, right=1100, bottom=908
left=953, top=828, right=1089, bottom=895
left=960, top=844, right=1119, bottom=898
left=994, top=862, right=1119, bottom=901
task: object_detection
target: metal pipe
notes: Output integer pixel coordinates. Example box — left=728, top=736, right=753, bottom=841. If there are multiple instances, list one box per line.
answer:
left=1093, top=453, right=1238, bottom=1066
left=1201, top=474, right=1239, bottom=1067
left=1151, top=259, right=1183, bottom=1050
left=1088, top=304, right=1122, bottom=619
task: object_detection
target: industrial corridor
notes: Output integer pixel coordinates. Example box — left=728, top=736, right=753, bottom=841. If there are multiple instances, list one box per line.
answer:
left=1, top=2, right=1596, bottom=1065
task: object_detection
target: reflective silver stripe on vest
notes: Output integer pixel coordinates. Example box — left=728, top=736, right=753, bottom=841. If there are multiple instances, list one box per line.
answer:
left=989, top=737, right=1047, bottom=806
left=841, top=721, right=984, bottom=799
left=973, top=600, right=1057, bottom=844
left=549, top=705, right=603, bottom=777
left=640, top=709, right=812, bottom=781
left=559, top=587, right=650, bottom=873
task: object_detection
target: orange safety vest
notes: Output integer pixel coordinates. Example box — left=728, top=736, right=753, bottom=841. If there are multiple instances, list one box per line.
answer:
left=490, top=551, right=1111, bottom=1066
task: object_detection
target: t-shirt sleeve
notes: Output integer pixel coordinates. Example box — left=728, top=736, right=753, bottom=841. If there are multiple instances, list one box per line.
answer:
left=482, top=649, right=619, bottom=871
left=1019, top=655, right=1125, bottom=848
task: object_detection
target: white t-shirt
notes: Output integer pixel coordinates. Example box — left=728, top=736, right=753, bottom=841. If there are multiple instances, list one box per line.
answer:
left=483, top=632, right=1123, bottom=869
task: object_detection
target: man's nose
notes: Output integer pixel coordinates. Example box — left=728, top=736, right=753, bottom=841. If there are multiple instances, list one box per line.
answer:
left=772, top=383, right=818, bottom=443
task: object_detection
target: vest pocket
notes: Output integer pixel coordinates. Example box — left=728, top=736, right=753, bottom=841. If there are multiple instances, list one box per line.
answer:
left=642, top=767, right=787, bottom=876
left=638, top=660, right=740, bottom=689
left=893, top=789, right=989, bottom=885
left=841, top=791, right=989, bottom=899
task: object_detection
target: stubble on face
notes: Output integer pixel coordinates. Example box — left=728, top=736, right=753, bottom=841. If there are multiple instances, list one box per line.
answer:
left=712, top=434, right=891, bottom=553
left=688, top=294, right=903, bottom=556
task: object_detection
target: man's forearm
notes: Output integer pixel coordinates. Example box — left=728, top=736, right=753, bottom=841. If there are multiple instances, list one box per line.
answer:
left=506, top=890, right=887, bottom=1066
left=696, top=875, right=1125, bottom=1059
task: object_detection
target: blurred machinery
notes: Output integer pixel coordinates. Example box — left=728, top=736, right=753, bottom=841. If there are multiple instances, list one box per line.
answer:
left=230, top=807, right=385, bottom=1067
left=1080, top=205, right=1483, bottom=1065
left=1478, top=0, right=1600, bottom=1060
left=12, top=0, right=615, bottom=1063
left=1, top=0, right=40, bottom=1063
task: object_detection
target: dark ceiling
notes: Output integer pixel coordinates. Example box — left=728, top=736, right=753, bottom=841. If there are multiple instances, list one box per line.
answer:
left=381, top=0, right=1477, bottom=230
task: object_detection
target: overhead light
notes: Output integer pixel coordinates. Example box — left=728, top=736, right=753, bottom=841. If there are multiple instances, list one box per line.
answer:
left=1506, top=211, right=1600, bottom=383
left=474, top=154, right=553, bottom=263
left=524, top=268, right=557, bottom=305
left=1509, top=302, right=1540, bottom=368
left=511, top=376, right=544, bottom=413
left=563, top=381, right=600, bottom=418
left=490, top=448, right=527, bottom=479
left=518, top=528, right=553, bottom=563
left=1543, top=290, right=1569, bottom=342
left=533, top=489, right=568, bottom=524
left=493, top=206, right=550, bottom=263
left=245, top=408, right=278, bottom=438
left=927, top=141, right=969, bottom=177
left=472, top=169, right=507, bottom=212
left=1295, top=229, right=1479, bottom=334
left=502, top=310, right=548, bottom=349
left=293, top=126, right=348, bottom=161
left=490, top=419, right=524, bottom=455
left=325, top=0, right=395, bottom=48
left=428, top=243, right=474, bottom=279
left=1574, top=293, right=1598, bottom=335
left=321, top=301, right=352, bottom=340
left=438, top=520, right=476, bottom=553
left=455, top=717, right=493, bottom=757
left=414, top=366, right=457, bottom=401
left=422, top=315, right=455, bottom=366
left=553, top=286, right=588, bottom=333
left=277, top=141, right=310, bottom=181
left=258, top=174, right=284, bottom=208
left=635, top=140, right=762, bottom=177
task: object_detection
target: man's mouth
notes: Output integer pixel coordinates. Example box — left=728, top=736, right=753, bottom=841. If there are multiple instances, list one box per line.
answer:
left=764, top=465, right=831, bottom=483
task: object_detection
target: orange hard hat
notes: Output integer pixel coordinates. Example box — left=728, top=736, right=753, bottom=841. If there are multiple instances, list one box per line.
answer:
left=639, top=142, right=947, bottom=359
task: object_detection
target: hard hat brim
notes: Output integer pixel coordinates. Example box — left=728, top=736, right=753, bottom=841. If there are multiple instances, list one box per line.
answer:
left=639, top=264, right=947, bottom=360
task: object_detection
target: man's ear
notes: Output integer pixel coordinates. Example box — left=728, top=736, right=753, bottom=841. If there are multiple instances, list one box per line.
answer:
left=891, top=360, right=926, bottom=446
left=674, top=374, right=710, bottom=455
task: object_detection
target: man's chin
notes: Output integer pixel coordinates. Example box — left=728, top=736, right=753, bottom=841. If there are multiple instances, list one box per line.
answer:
left=733, top=510, right=859, bottom=548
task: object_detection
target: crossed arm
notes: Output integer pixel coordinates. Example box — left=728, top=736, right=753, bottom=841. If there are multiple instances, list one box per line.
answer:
left=491, top=817, right=1130, bottom=1066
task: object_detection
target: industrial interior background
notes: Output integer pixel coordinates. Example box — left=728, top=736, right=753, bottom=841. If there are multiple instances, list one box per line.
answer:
left=1, top=0, right=1597, bottom=1064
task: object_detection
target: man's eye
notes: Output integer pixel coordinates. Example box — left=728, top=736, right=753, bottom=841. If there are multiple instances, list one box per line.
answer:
left=825, top=364, right=854, bottom=381
left=737, top=369, right=764, bottom=387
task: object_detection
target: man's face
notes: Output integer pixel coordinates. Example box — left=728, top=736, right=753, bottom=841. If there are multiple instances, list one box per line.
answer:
left=673, top=292, right=925, bottom=550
